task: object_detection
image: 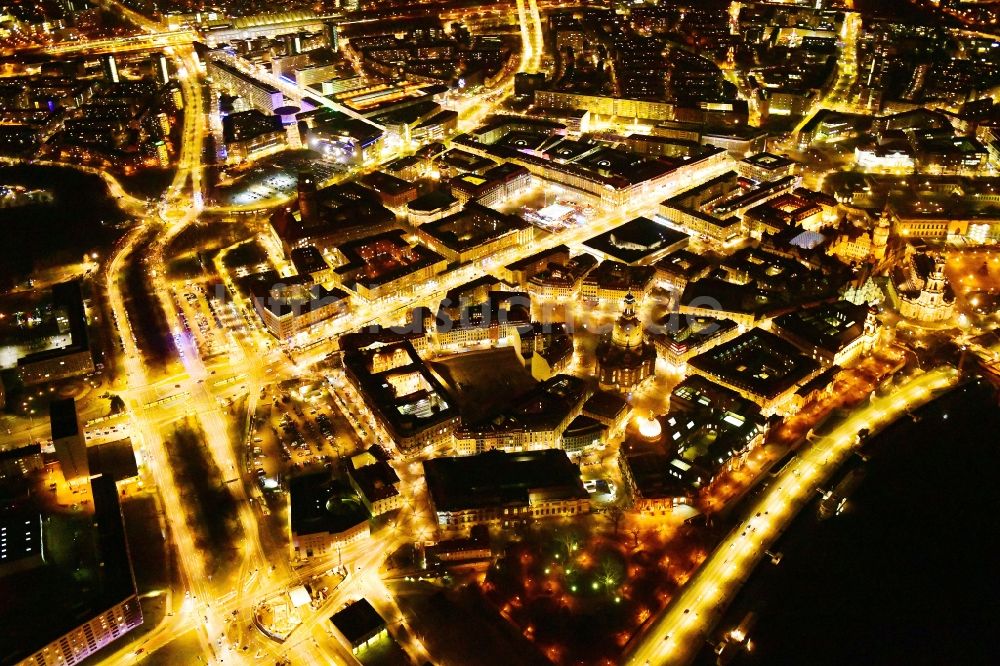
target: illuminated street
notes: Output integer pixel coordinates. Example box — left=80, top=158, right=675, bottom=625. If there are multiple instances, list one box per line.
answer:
left=0, top=2, right=998, bottom=666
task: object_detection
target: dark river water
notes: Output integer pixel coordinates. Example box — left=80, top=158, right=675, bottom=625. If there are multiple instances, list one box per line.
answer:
left=695, top=380, right=1000, bottom=666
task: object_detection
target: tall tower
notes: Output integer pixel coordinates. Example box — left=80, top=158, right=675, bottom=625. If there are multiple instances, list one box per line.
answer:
left=597, top=292, right=655, bottom=392
left=611, top=293, right=644, bottom=349
left=152, top=52, right=170, bottom=85
left=872, top=205, right=892, bottom=262
left=50, top=397, right=89, bottom=485
left=298, top=168, right=319, bottom=227
left=923, top=254, right=948, bottom=305
left=101, top=54, right=120, bottom=83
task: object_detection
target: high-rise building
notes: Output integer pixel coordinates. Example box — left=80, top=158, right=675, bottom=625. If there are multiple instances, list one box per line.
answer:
left=151, top=52, right=169, bottom=85
left=49, top=397, right=89, bottom=485
left=324, top=22, right=339, bottom=51
left=285, top=33, right=303, bottom=55
left=101, top=54, right=119, bottom=83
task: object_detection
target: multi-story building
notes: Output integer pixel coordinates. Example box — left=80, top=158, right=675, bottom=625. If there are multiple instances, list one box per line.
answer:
left=527, top=253, right=598, bottom=304
left=580, top=260, right=655, bottom=305
left=416, top=202, right=534, bottom=265
left=245, top=272, right=349, bottom=340
left=288, top=473, right=370, bottom=559
left=207, top=59, right=284, bottom=112
left=49, top=397, right=89, bottom=486
left=289, top=245, right=334, bottom=285
left=13, top=477, right=143, bottom=666
left=433, top=291, right=531, bottom=352
left=687, top=329, right=823, bottom=415
left=342, top=339, right=459, bottom=454
left=453, top=374, right=589, bottom=456
left=332, top=230, right=448, bottom=302
left=770, top=300, right=879, bottom=368
left=346, top=448, right=402, bottom=517
left=534, top=90, right=675, bottom=122
left=17, top=281, right=95, bottom=386
left=222, top=109, right=286, bottom=162
left=653, top=250, right=712, bottom=292
left=650, top=315, right=741, bottom=367
left=501, top=245, right=569, bottom=288
left=359, top=170, right=418, bottom=208
left=405, top=190, right=461, bottom=226
left=423, top=449, right=590, bottom=529
left=449, top=162, right=531, bottom=207
left=738, top=152, right=796, bottom=182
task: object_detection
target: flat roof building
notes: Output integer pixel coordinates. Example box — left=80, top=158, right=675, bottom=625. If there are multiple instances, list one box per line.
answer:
left=342, top=339, right=459, bottom=453
left=771, top=300, right=878, bottom=368
left=416, top=202, right=534, bottom=265
left=583, top=217, right=689, bottom=265
left=454, top=374, right=590, bottom=456
left=329, top=599, right=387, bottom=655
left=18, top=280, right=95, bottom=386
left=333, top=230, right=447, bottom=301
left=687, top=329, right=822, bottom=415
left=244, top=271, right=349, bottom=340
left=289, top=473, right=370, bottom=559
left=423, top=449, right=589, bottom=529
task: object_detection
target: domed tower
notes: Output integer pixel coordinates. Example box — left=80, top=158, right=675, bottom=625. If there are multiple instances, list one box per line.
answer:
left=899, top=252, right=956, bottom=323
left=612, top=293, right=644, bottom=349
left=596, top=293, right=656, bottom=392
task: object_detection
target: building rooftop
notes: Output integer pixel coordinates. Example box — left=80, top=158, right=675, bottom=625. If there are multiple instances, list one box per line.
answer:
left=583, top=390, right=629, bottom=422
left=652, top=315, right=739, bottom=356
left=222, top=109, right=282, bottom=143
left=505, top=246, right=567, bottom=273
left=583, top=217, right=689, bottom=265
left=17, top=280, right=92, bottom=368
left=688, top=329, right=821, bottom=401
left=419, top=202, right=530, bottom=253
left=330, top=599, right=386, bottom=646
left=290, top=245, right=330, bottom=275
left=741, top=151, right=795, bottom=172
left=654, top=249, right=712, bottom=283
left=423, top=449, right=588, bottom=513
left=457, top=374, right=589, bottom=437
left=49, top=397, right=78, bottom=441
left=86, top=439, right=138, bottom=483
left=407, top=189, right=457, bottom=213
left=335, top=230, right=446, bottom=289
left=582, top=260, right=656, bottom=293
left=342, top=339, right=457, bottom=439
left=772, top=300, right=871, bottom=356
left=244, top=271, right=348, bottom=318
left=347, top=459, right=400, bottom=504
left=360, top=170, right=417, bottom=198
left=289, top=473, right=369, bottom=537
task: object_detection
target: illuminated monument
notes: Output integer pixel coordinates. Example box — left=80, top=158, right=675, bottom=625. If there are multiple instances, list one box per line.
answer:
left=596, top=293, right=656, bottom=391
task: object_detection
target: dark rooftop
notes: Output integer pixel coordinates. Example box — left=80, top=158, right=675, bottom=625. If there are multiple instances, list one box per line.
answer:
left=49, top=397, right=78, bottom=441
left=688, top=329, right=821, bottom=401
left=583, top=216, right=689, bottom=265
left=290, top=245, right=330, bottom=276
left=330, top=598, right=386, bottom=646
left=289, top=473, right=369, bottom=537
left=423, top=449, right=588, bottom=513
left=772, top=300, right=871, bottom=356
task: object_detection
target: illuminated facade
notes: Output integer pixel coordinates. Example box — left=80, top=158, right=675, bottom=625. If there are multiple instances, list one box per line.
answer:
left=595, top=293, right=656, bottom=391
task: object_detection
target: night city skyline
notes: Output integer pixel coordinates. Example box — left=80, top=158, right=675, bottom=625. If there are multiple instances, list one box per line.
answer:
left=0, top=1, right=999, bottom=665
